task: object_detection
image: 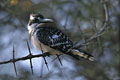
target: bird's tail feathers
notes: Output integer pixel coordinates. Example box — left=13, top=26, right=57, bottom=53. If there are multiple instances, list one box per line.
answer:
left=71, top=48, right=94, bottom=61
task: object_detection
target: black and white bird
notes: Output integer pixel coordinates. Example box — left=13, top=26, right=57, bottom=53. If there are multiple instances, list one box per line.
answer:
left=27, top=14, right=94, bottom=61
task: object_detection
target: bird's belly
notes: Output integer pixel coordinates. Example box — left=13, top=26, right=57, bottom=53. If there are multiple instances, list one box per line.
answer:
left=31, top=35, right=63, bottom=55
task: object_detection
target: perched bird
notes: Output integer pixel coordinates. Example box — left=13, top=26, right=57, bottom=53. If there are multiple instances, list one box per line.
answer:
left=27, top=14, right=94, bottom=61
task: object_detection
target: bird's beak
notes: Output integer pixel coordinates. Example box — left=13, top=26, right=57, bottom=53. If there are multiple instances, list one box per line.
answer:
left=42, top=18, right=54, bottom=23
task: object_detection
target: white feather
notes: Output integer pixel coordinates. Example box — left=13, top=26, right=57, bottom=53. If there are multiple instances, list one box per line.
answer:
left=30, top=15, right=34, bottom=20
left=52, top=35, right=59, bottom=39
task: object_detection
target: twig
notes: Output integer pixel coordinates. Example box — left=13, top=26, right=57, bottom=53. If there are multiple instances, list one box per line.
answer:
left=51, top=56, right=58, bottom=63
left=73, top=1, right=109, bottom=48
left=50, top=55, right=63, bottom=66
left=51, top=55, right=62, bottom=62
left=93, top=19, right=103, bottom=54
left=77, top=23, right=89, bottom=50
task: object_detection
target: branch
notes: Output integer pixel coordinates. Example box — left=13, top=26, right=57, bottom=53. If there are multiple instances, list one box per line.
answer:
left=0, top=43, right=50, bottom=65
left=0, top=41, right=50, bottom=76
left=73, top=0, right=109, bottom=48
left=0, top=52, right=50, bottom=65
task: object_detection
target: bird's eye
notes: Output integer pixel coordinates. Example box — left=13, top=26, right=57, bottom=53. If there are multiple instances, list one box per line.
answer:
left=34, top=18, right=39, bottom=21
left=34, top=17, right=41, bottom=22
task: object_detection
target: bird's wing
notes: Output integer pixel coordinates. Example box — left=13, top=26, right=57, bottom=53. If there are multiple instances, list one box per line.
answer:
left=36, top=27, right=73, bottom=53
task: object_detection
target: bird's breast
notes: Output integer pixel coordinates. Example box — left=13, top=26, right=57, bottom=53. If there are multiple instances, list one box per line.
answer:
left=31, top=34, right=41, bottom=50
left=30, top=32, right=63, bottom=55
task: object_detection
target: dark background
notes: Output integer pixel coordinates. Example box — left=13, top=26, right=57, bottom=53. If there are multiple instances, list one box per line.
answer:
left=0, top=0, right=119, bottom=80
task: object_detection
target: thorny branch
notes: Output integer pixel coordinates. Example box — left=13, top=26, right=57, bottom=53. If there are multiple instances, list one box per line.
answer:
left=0, top=44, right=50, bottom=65
left=0, top=0, right=109, bottom=75
left=73, top=1, right=109, bottom=48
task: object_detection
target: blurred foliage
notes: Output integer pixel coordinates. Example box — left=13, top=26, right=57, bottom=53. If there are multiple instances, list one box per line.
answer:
left=0, top=0, right=119, bottom=80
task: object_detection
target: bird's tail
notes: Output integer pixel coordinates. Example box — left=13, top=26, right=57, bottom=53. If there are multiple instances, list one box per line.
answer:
left=67, top=48, right=94, bottom=61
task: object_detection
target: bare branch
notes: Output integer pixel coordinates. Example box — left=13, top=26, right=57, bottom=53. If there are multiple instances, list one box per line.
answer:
left=93, top=19, right=103, bottom=54
left=0, top=51, right=50, bottom=65
left=73, top=1, right=109, bottom=48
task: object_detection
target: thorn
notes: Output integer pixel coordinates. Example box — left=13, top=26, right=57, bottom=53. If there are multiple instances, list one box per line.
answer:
left=56, top=54, right=63, bottom=66
left=51, top=55, right=62, bottom=66
left=43, top=57, right=49, bottom=71
left=39, top=44, right=49, bottom=71
left=30, top=59, right=34, bottom=75
left=26, top=40, right=34, bottom=75
left=12, top=45, right=18, bottom=77
left=26, top=40, right=32, bottom=55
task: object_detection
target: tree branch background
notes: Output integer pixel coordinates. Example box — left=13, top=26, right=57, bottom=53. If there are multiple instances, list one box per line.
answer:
left=0, top=0, right=119, bottom=80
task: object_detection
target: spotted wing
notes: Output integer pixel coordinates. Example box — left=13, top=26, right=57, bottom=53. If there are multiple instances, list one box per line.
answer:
left=36, top=27, right=73, bottom=53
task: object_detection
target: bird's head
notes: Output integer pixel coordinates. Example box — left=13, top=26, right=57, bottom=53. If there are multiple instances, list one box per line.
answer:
left=28, top=14, right=53, bottom=26
left=27, top=14, right=54, bottom=34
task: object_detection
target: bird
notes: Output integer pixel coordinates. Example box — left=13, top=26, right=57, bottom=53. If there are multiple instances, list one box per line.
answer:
left=27, top=13, right=94, bottom=61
